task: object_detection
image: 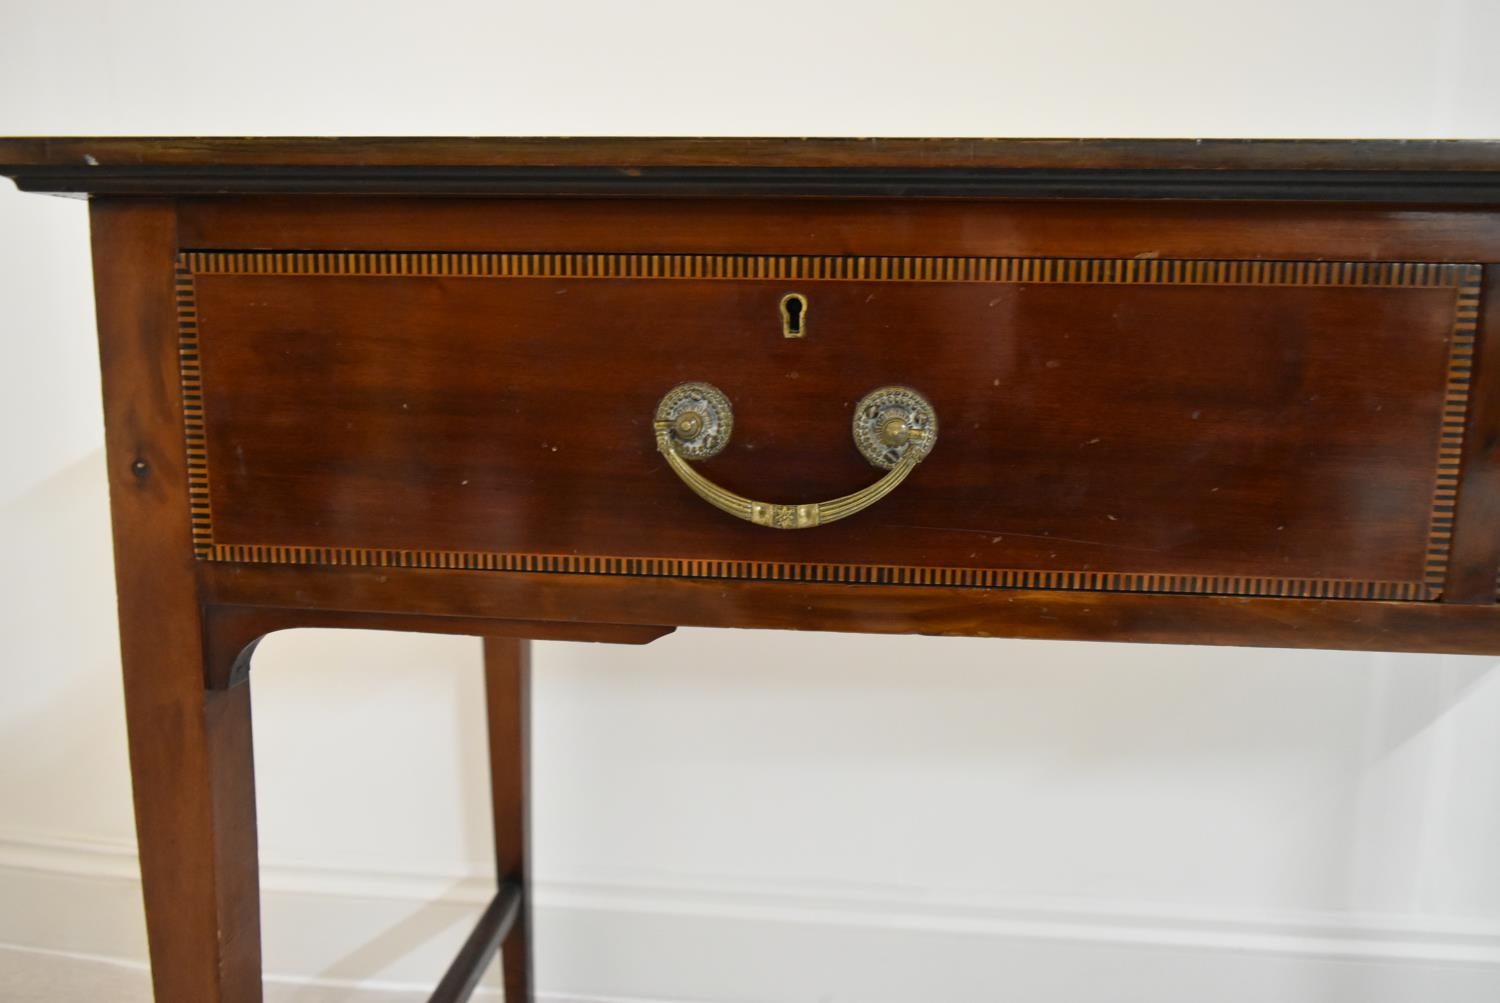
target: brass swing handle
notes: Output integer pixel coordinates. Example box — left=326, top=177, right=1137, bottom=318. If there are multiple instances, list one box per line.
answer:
left=653, top=382, right=938, bottom=529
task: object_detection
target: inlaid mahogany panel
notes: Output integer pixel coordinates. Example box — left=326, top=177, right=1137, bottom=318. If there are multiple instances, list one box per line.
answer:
left=178, top=251, right=1480, bottom=600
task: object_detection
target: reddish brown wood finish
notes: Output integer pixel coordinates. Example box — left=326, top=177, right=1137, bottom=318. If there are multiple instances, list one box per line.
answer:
left=92, top=199, right=263, bottom=1003
left=203, top=606, right=669, bottom=690
left=485, top=638, right=534, bottom=1002
left=10, top=139, right=1500, bottom=1003
left=203, top=561, right=1500, bottom=655
left=177, top=197, right=1500, bottom=264
left=184, top=251, right=1471, bottom=599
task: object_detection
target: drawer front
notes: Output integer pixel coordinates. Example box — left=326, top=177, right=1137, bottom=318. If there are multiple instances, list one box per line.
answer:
left=178, top=250, right=1480, bottom=600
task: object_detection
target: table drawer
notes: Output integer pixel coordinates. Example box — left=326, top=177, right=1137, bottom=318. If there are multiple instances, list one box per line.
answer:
left=179, top=250, right=1479, bottom=600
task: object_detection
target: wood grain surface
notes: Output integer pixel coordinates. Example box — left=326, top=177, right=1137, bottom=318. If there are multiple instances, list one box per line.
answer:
left=180, top=249, right=1477, bottom=600
left=5, top=137, right=1500, bottom=199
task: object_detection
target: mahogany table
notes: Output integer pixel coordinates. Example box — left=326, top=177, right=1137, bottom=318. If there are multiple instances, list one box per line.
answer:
left=3, top=137, right=1500, bottom=1002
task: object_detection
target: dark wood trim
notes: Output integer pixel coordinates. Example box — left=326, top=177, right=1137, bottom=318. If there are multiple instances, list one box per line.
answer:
left=1446, top=266, right=1500, bottom=602
left=13, top=166, right=1500, bottom=202
left=485, top=639, right=534, bottom=1002
left=11, top=137, right=1500, bottom=171
left=92, top=198, right=263, bottom=1002
left=203, top=563, right=1500, bottom=655
left=4, top=137, right=1500, bottom=200
left=426, top=883, right=523, bottom=1003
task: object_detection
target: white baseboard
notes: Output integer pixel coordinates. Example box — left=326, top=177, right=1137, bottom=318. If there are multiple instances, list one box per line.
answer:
left=2, top=829, right=1498, bottom=1003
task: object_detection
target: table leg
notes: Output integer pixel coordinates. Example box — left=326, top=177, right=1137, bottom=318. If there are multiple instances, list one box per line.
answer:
left=123, top=654, right=263, bottom=1003
left=484, top=637, right=534, bottom=1001
left=92, top=198, right=264, bottom=1002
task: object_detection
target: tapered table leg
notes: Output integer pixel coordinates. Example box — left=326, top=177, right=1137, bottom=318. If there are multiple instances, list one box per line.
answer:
left=93, top=199, right=264, bottom=1002
left=123, top=668, right=262, bottom=1003
left=484, top=637, right=534, bottom=1001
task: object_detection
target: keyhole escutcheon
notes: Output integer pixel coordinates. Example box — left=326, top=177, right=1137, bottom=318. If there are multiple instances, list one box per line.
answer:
left=780, top=292, right=807, bottom=338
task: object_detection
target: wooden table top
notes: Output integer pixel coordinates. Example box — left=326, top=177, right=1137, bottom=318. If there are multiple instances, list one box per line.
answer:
left=3, top=137, right=1499, bottom=199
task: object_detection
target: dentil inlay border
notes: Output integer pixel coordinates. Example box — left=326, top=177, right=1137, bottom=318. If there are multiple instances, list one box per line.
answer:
left=174, top=251, right=1483, bottom=601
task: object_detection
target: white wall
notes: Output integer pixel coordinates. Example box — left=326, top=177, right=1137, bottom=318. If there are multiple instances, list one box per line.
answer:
left=2, top=2, right=1500, bottom=1000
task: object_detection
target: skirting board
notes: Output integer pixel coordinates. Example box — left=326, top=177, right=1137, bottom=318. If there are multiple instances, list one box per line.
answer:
left=1, top=831, right=1498, bottom=1003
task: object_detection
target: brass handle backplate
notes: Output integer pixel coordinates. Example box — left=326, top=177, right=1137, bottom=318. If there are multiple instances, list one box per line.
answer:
left=653, top=382, right=938, bottom=529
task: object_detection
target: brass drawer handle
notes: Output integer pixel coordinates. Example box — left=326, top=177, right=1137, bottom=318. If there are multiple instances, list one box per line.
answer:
left=654, top=382, right=938, bottom=529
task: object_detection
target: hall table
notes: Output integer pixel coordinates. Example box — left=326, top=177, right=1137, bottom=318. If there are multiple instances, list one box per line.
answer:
left=4, top=136, right=1500, bottom=1001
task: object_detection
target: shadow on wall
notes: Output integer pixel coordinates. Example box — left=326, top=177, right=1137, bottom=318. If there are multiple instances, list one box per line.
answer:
left=0, top=448, right=134, bottom=844
left=253, top=607, right=1498, bottom=991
